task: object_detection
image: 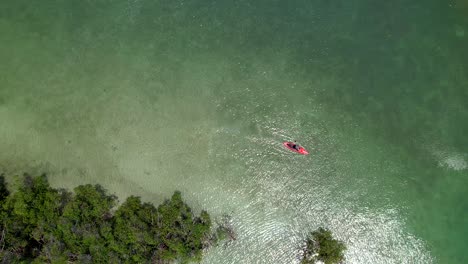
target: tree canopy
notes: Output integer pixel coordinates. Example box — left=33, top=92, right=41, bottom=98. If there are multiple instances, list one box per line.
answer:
left=0, top=174, right=214, bottom=263
left=301, top=227, right=346, bottom=264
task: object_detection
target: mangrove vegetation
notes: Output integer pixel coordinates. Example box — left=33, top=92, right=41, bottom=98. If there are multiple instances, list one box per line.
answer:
left=0, top=173, right=218, bottom=263
left=301, top=227, right=346, bottom=264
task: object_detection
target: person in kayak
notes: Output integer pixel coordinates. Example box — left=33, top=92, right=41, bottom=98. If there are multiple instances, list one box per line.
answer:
left=284, top=140, right=309, bottom=155
left=290, top=141, right=300, bottom=150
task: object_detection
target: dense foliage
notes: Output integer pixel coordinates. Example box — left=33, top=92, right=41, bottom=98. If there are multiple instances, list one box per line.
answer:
left=0, top=174, right=213, bottom=263
left=301, top=227, right=346, bottom=264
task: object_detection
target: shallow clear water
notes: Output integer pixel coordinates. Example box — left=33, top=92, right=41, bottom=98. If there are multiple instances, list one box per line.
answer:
left=1, top=0, right=467, bottom=263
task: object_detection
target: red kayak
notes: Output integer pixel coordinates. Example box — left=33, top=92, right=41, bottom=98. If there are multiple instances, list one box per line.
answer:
left=283, top=141, right=309, bottom=155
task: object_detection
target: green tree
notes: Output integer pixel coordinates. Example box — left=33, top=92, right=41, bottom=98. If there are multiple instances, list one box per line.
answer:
left=0, top=174, right=62, bottom=261
left=301, top=227, right=346, bottom=264
left=57, top=184, right=117, bottom=262
left=112, top=195, right=159, bottom=262
left=154, top=191, right=212, bottom=264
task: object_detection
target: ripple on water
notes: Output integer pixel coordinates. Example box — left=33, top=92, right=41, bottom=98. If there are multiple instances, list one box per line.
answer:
left=201, top=123, right=433, bottom=264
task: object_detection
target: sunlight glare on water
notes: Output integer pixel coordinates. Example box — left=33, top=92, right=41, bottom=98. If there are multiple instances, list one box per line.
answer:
left=1, top=0, right=467, bottom=263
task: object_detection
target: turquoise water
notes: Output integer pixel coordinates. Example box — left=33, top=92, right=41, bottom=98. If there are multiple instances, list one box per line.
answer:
left=1, top=0, right=467, bottom=263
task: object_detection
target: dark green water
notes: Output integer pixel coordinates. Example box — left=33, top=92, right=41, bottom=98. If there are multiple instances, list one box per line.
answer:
left=1, top=0, right=467, bottom=263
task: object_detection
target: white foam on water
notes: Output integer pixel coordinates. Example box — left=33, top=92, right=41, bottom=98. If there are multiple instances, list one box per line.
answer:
left=438, top=153, right=467, bottom=171
left=427, top=144, right=468, bottom=171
